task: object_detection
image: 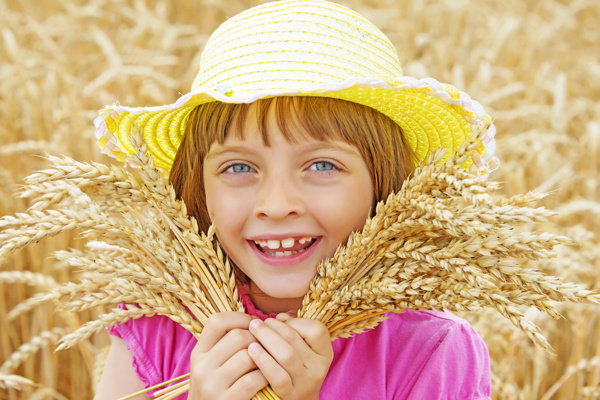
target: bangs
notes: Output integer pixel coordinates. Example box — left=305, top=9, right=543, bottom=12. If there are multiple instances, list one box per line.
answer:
left=216, top=97, right=351, bottom=146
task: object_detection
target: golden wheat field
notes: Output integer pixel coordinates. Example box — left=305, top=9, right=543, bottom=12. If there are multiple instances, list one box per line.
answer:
left=1, top=0, right=599, bottom=399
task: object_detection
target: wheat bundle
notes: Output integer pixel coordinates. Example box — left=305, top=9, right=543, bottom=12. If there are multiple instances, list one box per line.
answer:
left=0, top=128, right=599, bottom=400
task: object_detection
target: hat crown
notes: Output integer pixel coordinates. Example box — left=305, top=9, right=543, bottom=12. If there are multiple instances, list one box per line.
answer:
left=192, top=0, right=403, bottom=95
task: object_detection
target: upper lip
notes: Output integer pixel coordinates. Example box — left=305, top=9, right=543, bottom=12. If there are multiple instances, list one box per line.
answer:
left=247, top=233, right=319, bottom=241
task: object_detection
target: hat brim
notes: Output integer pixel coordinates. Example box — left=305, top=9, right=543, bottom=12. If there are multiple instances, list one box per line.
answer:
left=94, top=76, right=496, bottom=174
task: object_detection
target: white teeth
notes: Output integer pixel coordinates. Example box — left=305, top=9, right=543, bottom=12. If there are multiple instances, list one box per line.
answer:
left=254, top=237, right=316, bottom=251
left=267, top=239, right=280, bottom=250
left=267, top=250, right=302, bottom=257
left=298, top=237, right=311, bottom=244
left=281, top=238, right=295, bottom=248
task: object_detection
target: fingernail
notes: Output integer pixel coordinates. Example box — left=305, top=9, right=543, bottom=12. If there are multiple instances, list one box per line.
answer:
left=249, top=318, right=263, bottom=331
left=276, top=312, right=292, bottom=321
left=248, top=342, right=261, bottom=356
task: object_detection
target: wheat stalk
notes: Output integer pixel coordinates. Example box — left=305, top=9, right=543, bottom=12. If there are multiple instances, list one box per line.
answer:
left=0, top=271, right=58, bottom=290
left=0, top=373, right=35, bottom=391
left=540, top=356, right=600, bottom=400
left=0, top=328, right=66, bottom=375
left=1, top=129, right=599, bottom=399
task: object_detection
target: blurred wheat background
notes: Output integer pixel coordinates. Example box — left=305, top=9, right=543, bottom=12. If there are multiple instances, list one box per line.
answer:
left=0, top=0, right=599, bottom=399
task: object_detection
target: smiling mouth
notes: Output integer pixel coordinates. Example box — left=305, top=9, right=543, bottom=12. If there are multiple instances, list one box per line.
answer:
left=253, top=237, right=317, bottom=257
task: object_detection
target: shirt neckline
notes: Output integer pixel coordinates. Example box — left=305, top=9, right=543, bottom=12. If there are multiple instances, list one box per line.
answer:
left=237, top=281, right=279, bottom=321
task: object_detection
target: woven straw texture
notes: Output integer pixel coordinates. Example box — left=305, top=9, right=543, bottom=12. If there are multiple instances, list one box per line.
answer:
left=94, top=0, right=496, bottom=173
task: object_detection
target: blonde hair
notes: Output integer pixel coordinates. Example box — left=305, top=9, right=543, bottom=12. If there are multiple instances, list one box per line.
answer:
left=169, top=96, right=416, bottom=233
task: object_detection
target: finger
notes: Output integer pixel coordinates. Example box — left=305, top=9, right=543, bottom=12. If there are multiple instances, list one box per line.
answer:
left=249, top=319, right=306, bottom=374
left=275, top=312, right=293, bottom=322
left=283, top=318, right=333, bottom=359
left=191, top=330, right=254, bottom=377
left=247, top=342, right=293, bottom=395
left=229, top=369, right=269, bottom=399
left=190, top=347, right=257, bottom=395
left=207, top=329, right=256, bottom=367
left=209, top=328, right=257, bottom=367
left=195, top=312, right=255, bottom=352
left=217, top=348, right=259, bottom=385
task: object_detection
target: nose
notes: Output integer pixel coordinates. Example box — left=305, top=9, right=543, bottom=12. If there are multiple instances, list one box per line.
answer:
left=253, top=173, right=305, bottom=220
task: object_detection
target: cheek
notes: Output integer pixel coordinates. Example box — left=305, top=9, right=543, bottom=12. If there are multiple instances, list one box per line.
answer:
left=205, top=196, right=214, bottom=221
left=349, top=180, right=374, bottom=231
left=347, top=195, right=373, bottom=231
left=344, top=174, right=374, bottom=226
left=203, top=168, right=213, bottom=220
left=203, top=170, right=224, bottom=223
left=205, top=187, right=250, bottom=233
left=313, top=183, right=373, bottom=239
left=204, top=188, right=215, bottom=221
left=205, top=190, right=226, bottom=224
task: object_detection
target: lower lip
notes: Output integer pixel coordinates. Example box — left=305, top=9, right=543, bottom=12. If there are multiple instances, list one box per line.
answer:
left=248, top=237, right=322, bottom=267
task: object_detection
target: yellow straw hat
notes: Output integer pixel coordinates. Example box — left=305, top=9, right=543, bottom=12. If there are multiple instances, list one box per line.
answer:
left=94, top=0, right=496, bottom=174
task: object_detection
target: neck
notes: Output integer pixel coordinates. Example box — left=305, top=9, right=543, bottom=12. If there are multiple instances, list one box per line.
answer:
left=248, top=282, right=305, bottom=315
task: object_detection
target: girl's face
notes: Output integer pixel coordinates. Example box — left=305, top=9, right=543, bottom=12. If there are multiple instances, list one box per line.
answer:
left=203, top=104, right=374, bottom=314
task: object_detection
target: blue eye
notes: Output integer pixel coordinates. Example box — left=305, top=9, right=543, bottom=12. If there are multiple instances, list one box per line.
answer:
left=225, top=163, right=253, bottom=173
left=310, top=161, right=336, bottom=171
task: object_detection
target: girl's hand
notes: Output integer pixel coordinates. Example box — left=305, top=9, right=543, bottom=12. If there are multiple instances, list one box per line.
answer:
left=189, top=312, right=268, bottom=400
left=247, top=314, right=333, bottom=400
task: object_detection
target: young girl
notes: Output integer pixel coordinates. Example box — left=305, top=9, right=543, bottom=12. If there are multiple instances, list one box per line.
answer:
left=93, top=1, right=494, bottom=399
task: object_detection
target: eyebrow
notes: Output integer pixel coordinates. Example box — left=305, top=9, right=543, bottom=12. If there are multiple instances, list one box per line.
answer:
left=205, top=145, right=258, bottom=160
left=205, top=141, right=360, bottom=160
left=301, top=142, right=360, bottom=155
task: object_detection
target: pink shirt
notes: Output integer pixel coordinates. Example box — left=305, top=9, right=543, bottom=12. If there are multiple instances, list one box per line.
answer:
left=110, top=290, right=491, bottom=399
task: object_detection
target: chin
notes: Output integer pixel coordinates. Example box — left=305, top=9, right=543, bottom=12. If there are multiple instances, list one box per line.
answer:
left=265, top=285, right=309, bottom=300
left=254, top=277, right=311, bottom=299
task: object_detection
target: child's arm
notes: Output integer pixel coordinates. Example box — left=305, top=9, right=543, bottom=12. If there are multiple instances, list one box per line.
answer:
left=93, top=336, right=148, bottom=400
